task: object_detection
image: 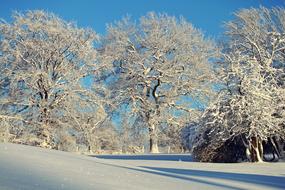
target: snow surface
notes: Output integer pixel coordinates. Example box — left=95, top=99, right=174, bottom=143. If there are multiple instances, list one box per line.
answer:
left=0, top=143, right=285, bottom=190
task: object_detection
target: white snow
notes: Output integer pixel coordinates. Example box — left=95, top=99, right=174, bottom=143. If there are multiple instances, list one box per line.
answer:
left=0, top=143, right=285, bottom=190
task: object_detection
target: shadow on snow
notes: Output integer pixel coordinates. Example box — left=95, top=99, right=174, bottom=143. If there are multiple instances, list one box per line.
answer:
left=91, top=156, right=285, bottom=190
left=140, top=166, right=285, bottom=189
left=92, top=154, right=194, bottom=162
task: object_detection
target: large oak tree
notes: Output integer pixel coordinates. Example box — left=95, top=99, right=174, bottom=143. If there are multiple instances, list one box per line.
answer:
left=100, top=13, right=216, bottom=153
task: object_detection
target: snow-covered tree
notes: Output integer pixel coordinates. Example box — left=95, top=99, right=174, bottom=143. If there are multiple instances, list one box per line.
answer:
left=192, top=7, right=285, bottom=162
left=100, top=13, right=216, bottom=153
left=0, top=11, right=106, bottom=148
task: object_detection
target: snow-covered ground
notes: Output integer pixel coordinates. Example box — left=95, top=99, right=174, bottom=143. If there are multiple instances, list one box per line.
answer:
left=0, top=143, right=285, bottom=190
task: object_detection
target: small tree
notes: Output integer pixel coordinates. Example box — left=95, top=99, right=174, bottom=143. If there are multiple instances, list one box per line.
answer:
left=192, top=7, right=285, bottom=162
left=119, top=112, right=147, bottom=153
left=100, top=13, right=216, bottom=153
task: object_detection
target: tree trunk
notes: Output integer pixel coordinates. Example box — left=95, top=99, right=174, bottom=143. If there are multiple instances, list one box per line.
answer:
left=249, top=136, right=263, bottom=162
left=147, top=78, right=161, bottom=154
left=40, top=126, right=53, bottom=149
left=39, top=106, right=54, bottom=149
left=271, top=136, right=284, bottom=159
left=88, top=145, right=94, bottom=154
left=149, top=124, right=159, bottom=153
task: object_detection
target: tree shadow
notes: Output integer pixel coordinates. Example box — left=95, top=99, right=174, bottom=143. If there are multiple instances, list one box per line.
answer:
left=140, top=166, right=285, bottom=189
left=92, top=154, right=194, bottom=162
left=92, top=159, right=285, bottom=190
left=92, top=160, right=244, bottom=189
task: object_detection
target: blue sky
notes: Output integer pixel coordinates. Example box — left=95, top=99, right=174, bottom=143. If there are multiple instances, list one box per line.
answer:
left=0, top=0, right=284, bottom=38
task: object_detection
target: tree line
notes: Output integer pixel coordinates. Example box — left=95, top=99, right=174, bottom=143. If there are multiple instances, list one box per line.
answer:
left=0, top=7, right=284, bottom=162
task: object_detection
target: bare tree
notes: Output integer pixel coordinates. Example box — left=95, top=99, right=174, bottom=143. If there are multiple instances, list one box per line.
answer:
left=118, top=112, right=147, bottom=153
left=192, top=7, right=285, bottom=162
left=100, top=13, right=216, bottom=153
left=0, top=10, right=106, bottom=148
left=158, top=123, right=186, bottom=153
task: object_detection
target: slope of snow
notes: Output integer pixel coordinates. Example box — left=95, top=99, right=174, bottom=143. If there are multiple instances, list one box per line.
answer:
left=0, top=143, right=285, bottom=190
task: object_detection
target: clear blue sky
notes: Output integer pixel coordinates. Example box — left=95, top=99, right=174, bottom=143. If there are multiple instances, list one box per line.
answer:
left=0, top=0, right=284, bottom=38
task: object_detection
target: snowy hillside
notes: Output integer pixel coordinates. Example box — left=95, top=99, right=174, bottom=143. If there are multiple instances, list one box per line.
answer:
left=0, top=143, right=285, bottom=190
